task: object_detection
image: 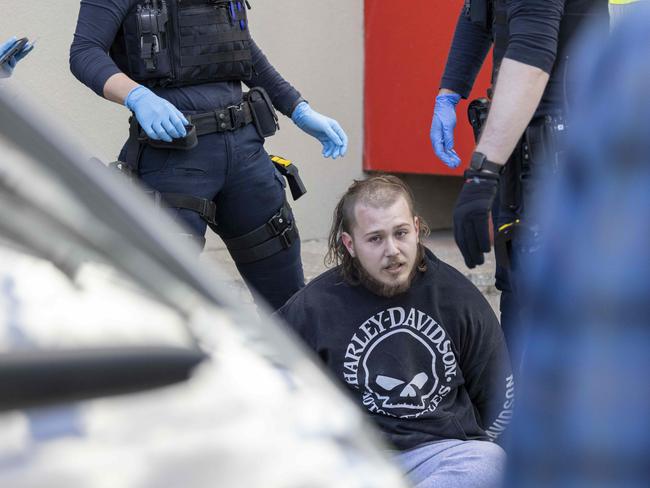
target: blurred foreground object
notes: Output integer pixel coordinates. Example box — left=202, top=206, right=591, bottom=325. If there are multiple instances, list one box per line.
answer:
left=609, top=0, right=648, bottom=28
left=506, top=6, right=650, bottom=487
left=0, top=85, right=408, bottom=488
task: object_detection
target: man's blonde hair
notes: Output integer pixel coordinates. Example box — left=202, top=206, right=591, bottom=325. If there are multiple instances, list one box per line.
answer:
left=325, top=175, right=430, bottom=284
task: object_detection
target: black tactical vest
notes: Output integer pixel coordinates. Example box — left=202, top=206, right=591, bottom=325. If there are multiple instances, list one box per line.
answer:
left=110, top=0, right=253, bottom=88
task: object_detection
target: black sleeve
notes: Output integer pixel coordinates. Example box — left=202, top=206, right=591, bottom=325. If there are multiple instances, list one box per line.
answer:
left=69, top=0, right=135, bottom=96
left=504, top=0, right=566, bottom=73
left=466, top=333, right=514, bottom=442
left=440, top=8, right=493, bottom=99
left=274, top=292, right=317, bottom=351
left=459, top=293, right=514, bottom=442
left=244, top=39, right=304, bottom=118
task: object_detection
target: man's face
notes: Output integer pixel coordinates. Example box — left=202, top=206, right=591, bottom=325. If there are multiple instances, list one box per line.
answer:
left=341, top=196, right=420, bottom=297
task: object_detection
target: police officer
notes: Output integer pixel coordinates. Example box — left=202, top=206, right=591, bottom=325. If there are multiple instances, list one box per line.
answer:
left=429, top=0, right=516, bottom=362
left=70, top=0, right=348, bottom=311
left=432, top=0, right=609, bottom=369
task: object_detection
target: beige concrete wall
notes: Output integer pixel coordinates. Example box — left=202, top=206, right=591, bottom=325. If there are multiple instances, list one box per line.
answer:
left=0, top=0, right=364, bottom=240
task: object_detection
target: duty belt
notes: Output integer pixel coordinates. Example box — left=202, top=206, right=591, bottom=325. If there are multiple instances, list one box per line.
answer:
left=187, top=102, right=254, bottom=135
left=132, top=101, right=255, bottom=152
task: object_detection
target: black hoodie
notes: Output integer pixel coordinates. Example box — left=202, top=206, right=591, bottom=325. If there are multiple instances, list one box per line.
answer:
left=276, top=250, right=514, bottom=451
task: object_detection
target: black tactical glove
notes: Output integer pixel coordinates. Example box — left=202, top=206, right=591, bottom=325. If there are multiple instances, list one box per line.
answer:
left=453, top=170, right=499, bottom=268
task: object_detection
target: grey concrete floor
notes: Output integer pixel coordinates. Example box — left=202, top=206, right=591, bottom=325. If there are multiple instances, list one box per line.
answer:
left=201, top=230, right=501, bottom=317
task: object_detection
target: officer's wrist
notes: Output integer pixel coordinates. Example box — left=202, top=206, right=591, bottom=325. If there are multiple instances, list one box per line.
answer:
left=291, top=101, right=309, bottom=122
left=469, top=151, right=503, bottom=175
left=288, top=97, right=308, bottom=118
left=124, top=85, right=147, bottom=110
left=464, top=168, right=500, bottom=182
left=438, top=88, right=459, bottom=97
left=436, top=90, right=461, bottom=105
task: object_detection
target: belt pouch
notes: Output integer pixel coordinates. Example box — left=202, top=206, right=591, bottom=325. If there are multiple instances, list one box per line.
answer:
left=140, top=124, right=198, bottom=150
left=246, top=87, right=279, bottom=138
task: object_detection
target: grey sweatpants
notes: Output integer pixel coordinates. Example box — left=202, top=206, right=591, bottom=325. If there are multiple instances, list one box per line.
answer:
left=393, top=439, right=506, bottom=488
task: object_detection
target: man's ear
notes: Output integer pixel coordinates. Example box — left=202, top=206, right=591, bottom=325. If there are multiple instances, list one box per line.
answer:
left=414, top=216, right=420, bottom=241
left=341, top=232, right=355, bottom=258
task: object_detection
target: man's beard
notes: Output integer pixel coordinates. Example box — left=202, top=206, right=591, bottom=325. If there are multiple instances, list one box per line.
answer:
left=354, top=254, right=421, bottom=298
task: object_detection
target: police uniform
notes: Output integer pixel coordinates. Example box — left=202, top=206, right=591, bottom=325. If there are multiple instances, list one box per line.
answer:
left=71, top=0, right=307, bottom=310
left=441, top=0, right=609, bottom=367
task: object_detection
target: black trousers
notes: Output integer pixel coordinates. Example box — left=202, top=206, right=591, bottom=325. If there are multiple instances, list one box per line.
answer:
left=123, top=122, right=305, bottom=311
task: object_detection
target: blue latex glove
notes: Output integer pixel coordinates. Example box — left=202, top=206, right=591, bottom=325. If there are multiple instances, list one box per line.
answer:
left=430, top=92, right=462, bottom=168
left=0, top=36, right=34, bottom=78
left=291, top=102, right=348, bottom=159
left=124, top=85, right=189, bottom=142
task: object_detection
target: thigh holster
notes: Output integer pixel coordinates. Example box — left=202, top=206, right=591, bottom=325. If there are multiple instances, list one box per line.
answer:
left=221, top=201, right=299, bottom=264
left=142, top=191, right=300, bottom=264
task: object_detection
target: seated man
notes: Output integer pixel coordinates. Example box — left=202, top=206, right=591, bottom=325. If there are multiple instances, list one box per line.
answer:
left=276, top=175, right=513, bottom=488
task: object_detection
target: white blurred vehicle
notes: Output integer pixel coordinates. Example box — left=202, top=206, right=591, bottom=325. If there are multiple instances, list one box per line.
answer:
left=0, top=87, right=409, bottom=488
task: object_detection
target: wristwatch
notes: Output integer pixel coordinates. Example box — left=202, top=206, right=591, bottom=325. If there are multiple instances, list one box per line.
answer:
left=469, top=151, right=502, bottom=174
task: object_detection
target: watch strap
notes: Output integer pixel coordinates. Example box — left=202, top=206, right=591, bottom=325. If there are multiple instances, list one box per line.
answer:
left=470, top=152, right=502, bottom=174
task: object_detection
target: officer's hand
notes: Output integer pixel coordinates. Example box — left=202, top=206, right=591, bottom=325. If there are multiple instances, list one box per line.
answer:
left=0, top=36, right=34, bottom=79
left=291, top=102, right=348, bottom=159
left=430, top=92, right=461, bottom=168
left=124, top=85, right=189, bottom=142
left=453, top=170, right=498, bottom=268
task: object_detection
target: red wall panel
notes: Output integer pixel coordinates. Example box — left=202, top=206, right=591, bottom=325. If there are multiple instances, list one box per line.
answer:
left=364, top=0, right=492, bottom=176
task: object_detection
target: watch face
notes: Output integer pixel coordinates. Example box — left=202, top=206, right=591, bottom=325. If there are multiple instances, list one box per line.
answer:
left=470, top=152, right=486, bottom=170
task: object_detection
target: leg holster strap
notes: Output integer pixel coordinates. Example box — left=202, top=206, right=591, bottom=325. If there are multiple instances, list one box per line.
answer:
left=223, top=201, right=298, bottom=264
left=146, top=190, right=217, bottom=226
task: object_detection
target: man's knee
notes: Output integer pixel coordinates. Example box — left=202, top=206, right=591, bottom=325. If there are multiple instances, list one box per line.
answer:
left=462, top=440, right=506, bottom=487
left=396, top=439, right=506, bottom=488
